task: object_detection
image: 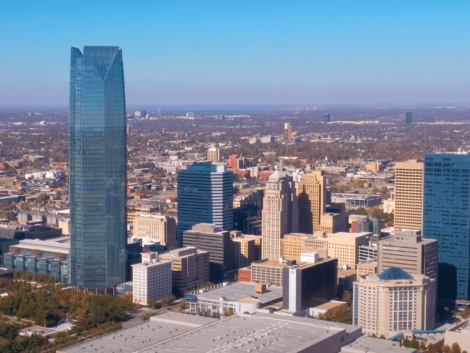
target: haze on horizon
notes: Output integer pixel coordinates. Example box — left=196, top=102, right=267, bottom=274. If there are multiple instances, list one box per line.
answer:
left=1, top=0, right=469, bottom=106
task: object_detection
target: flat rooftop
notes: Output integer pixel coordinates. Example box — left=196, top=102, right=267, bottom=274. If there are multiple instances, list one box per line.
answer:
left=196, top=282, right=283, bottom=305
left=252, top=260, right=287, bottom=268
left=314, top=301, right=346, bottom=311
left=329, top=232, right=372, bottom=238
left=341, top=335, right=416, bottom=352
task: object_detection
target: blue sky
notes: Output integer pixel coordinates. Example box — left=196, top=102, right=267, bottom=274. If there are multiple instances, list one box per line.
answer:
left=0, top=0, right=469, bottom=106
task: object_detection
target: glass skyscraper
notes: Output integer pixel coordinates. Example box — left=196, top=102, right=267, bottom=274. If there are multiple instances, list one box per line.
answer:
left=177, top=163, right=233, bottom=246
left=423, top=153, right=470, bottom=307
left=69, top=46, right=127, bottom=289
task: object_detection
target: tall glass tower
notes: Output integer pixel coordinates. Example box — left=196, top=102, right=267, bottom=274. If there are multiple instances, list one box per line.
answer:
left=69, top=46, right=127, bottom=290
left=177, top=163, right=233, bottom=246
left=423, top=153, right=470, bottom=308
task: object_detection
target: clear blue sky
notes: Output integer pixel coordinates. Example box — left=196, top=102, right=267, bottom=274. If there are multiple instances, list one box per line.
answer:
left=0, top=0, right=469, bottom=106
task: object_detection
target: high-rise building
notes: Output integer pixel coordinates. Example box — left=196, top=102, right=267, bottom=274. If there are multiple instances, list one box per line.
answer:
left=262, top=171, right=299, bottom=261
left=177, top=163, right=233, bottom=246
left=406, top=111, right=413, bottom=124
left=327, top=232, right=371, bottom=270
left=284, top=123, right=292, bottom=142
left=132, top=252, right=172, bottom=306
left=159, top=247, right=210, bottom=295
left=353, top=268, right=435, bottom=337
left=297, top=171, right=326, bottom=234
left=207, top=147, right=221, bottom=163
left=69, top=46, right=127, bottom=290
left=132, top=214, right=177, bottom=249
left=182, top=223, right=233, bottom=282
left=423, top=153, right=470, bottom=307
left=394, top=160, right=424, bottom=233
left=377, top=233, right=438, bottom=281
left=283, top=257, right=338, bottom=313
left=324, top=113, right=331, bottom=123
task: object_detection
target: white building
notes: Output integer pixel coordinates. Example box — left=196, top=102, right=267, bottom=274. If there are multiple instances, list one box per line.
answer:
left=132, top=252, right=172, bottom=306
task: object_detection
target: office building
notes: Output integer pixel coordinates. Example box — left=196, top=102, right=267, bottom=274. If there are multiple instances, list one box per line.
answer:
left=262, top=170, right=299, bottom=261
left=406, top=111, right=413, bottom=124
left=378, top=233, right=438, bottom=281
left=285, top=123, right=292, bottom=142
left=357, top=244, right=378, bottom=262
left=132, top=253, right=172, bottom=306
left=394, top=160, right=424, bottom=233
left=182, top=223, right=232, bottom=282
left=324, top=113, right=331, bottom=123
left=69, top=46, right=127, bottom=290
left=338, top=269, right=357, bottom=297
left=357, top=260, right=377, bottom=276
left=297, top=171, right=326, bottom=234
left=320, top=203, right=349, bottom=233
left=280, top=233, right=328, bottom=262
left=207, top=147, right=221, bottom=163
left=230, top=231, right=257, bottom=269
left=423, top=153, right=470, bottom=307
left=251, top=259, right=287, bottom=286
left=132, top=214, right=177, bottom=249
left=327, top=232, right=370, bottom=270
left=159, top=247, right=209, bottom=295
left=4, top=237, right=70, bottom=283
left=331, top=193, right=382, bottom=210
left=283, top=257, right=338, bottom=313
left=353, top=268, right=435, bottom=338
left=177, top=163, right=233, bottom=246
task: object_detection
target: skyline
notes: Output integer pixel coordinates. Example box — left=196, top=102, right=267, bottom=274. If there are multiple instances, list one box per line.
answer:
left=1, top=1, right=470, bottom=106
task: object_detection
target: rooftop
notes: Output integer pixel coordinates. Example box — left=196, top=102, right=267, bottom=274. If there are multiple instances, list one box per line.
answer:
left=329, top=232, right=372, bottom=239
left=195, top=282, right=283, bottom=305
left=341, top=335, right=417, bottom=353
left=378, top=268, right=413, bottom=281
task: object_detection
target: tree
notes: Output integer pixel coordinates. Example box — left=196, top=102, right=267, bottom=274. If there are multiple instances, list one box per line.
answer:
left=452, top=342, right=462, bottom=353
left=351, top=207, right=368, bottom=216
left=403, top=338, right=411, bottom=347
left=409, top=339, right=419, bottom=349
left=225, top=308, right=234, bottom=316
left=342, top=291, right=352, bottom=306
left=442, top=344, right=451, bottom=353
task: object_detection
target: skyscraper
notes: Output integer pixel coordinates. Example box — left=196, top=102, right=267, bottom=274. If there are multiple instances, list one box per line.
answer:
left=69, top=46, right=127, bottom=290
left=406, top=111, right=413, bottom=124
left=394, top=160, right=424, bottom=233
left=177, top=163, right=233, bottom=246
left=324, top=113, right=331, bottom=123
left=297, top=171, right=326, bottom=234
left=262, top=171, right=298, bottom=261
left=423, top=153, right=470, bottom=308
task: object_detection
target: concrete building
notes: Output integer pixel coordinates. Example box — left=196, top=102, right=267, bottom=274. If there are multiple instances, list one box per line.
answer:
left=383, top=191, right=395, bottom=214
left=132, top=252, right=172, bottom=306
left=132, top=214, right=177, bottom=249
left=331, top=193, right=382, bottom=210
left=297, top=171, right=326, bottom=234
left=327, top=232, right=371, bottom=270
left=357, top=244, right=378, bottom=262
left=262, top=170, right=299, bottom=261
left=251, top=259, right=288, bottom=286
left=159, top=247, right=210, bottom=295
left=394, top=160, right=424, bottom=233
left=280, top=233, right=328, bottom=262
left=4, top=237, right=70, bottom=283
left=187, top=282, right=283, bottom=315
left=230, top=231, right=257, bottom=269
left=353, top=268, right=436, bottom=338
left=342, top=335, right=417, bottom=353
left=207, top=147, right=221, bottom=163
left=444, top=319, right=470, bottom=353
left=182, top=223, right=232, bottom=282
left=338, top=269, right=357, bottom=297
left=377, top=233, right=438, bottom=281
left=320, top=203, right=349, bottom=233
left=357, top=260, right=378, bottom=276
left=57, top=311, right=364, bottom=353
left=283, top=257, right=338, bottom=313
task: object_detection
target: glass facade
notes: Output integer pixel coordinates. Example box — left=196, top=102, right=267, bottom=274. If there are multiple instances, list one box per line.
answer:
left=177, top=163, right=233, bottom=246
left=69, top=46, right=127, bottom=289
left=423, top=153, right=470, bottom=302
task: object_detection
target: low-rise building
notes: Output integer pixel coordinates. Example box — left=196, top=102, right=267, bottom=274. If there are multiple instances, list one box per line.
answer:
left=338, top=269, right=357, bottom=297
left=357, top=260, right=377, bottom=276
left=132, top=252, right=172, bottom=306
left=187, top=282, right=283, bottom=315
left=251, top=259, right=288, bottom=286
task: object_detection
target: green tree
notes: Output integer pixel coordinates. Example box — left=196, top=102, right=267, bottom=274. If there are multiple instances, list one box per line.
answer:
left=452, top=342, right=462, bottom=353
left=402, top=338, right=411, bottom=347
